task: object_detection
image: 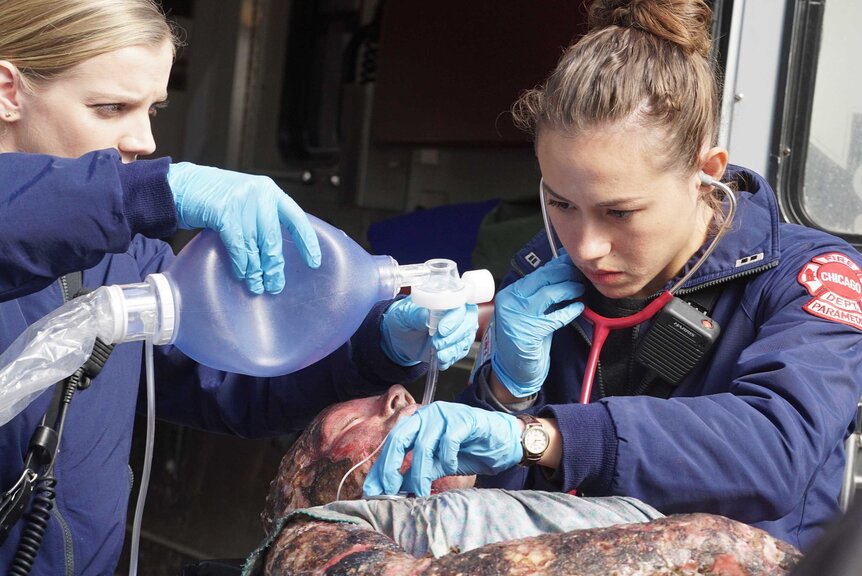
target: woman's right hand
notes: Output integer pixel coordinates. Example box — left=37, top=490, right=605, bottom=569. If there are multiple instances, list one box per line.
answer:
left=167, top=163, right=321, bottom=295
left=491, top=254, right=585, bottom=398
left=363, top=402, right=523, bottom=498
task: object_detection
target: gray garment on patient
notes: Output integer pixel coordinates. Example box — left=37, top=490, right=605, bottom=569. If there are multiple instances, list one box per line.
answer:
left=310, top=488, right=662, bottom=558
left=243, top=488, right=664, bottom=574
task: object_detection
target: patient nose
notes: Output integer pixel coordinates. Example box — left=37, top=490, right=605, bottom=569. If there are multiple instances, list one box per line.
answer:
left=383, top=385, right=414, bottom=416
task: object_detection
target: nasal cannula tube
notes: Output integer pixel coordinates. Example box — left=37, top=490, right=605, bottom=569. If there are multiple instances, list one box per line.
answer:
left=336, top=436, right=387, bottom=501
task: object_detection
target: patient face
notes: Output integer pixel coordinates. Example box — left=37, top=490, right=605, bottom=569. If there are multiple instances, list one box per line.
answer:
left=319, top=384, right=420, bottom=463
left=262, top=385, right=474, bottom=530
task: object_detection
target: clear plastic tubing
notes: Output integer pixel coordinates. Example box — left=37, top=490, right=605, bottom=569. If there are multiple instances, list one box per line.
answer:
left=421, top=331, right=441, bottom=406
left=128, top=338, right=155, bottom=576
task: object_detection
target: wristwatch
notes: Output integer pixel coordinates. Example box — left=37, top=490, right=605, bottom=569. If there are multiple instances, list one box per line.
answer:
left=517, top=414, right=549, bottom=466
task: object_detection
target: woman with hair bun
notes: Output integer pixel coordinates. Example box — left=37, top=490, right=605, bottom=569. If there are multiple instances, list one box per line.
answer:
left=365, top=0, right=862, bottom=552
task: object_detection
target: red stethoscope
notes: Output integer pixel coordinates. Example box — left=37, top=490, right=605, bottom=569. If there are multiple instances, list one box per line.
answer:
left=538, top=172, right=737, bottom=404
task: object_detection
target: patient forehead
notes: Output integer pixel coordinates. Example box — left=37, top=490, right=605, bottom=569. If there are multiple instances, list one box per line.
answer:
left=325, top=396, right=374, bottom=421
left=289, top=397, right=387, bottom=466
left=318, top=397, right=379, bottom=443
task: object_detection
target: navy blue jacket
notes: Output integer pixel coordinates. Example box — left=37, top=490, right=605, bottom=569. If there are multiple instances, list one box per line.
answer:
left=459, top=166, right=862, bottom=550
left=0, top=151, right=419, bottom=574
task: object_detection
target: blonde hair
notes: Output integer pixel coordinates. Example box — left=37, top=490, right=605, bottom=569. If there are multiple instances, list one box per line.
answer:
left=513, top=0, right=719, bottom=177
left=0, top=0, right=181, bottom=90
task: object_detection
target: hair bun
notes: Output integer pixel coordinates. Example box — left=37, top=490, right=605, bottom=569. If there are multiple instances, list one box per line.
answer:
left=587, top=0, right=712, bottom=58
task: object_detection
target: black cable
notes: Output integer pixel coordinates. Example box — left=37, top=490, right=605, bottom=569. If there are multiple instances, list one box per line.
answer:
left=8, top=475, right=56, bottom=576
left=6, top=337, right=114, bottom=574
left=8, top=374, right=75, bottom=576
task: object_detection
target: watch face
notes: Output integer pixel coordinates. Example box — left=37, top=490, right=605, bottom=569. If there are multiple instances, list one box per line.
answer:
left=524, top=426, right=549, bottom=454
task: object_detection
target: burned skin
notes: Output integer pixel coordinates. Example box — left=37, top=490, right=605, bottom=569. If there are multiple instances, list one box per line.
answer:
left=264, top=513, right=801, bottom=575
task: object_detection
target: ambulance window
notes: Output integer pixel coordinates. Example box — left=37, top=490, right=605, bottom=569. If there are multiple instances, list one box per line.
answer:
left=777, top=0, right=862, bottom=248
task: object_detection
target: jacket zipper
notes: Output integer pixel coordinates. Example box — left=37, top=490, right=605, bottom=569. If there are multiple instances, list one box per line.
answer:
left=672, top=260, right=778, bottom=297
left=54, top=274, right=78, bottom=573
left=58, top=275, right=71, bottom=302
left=52, top=508, right=75, bottom=576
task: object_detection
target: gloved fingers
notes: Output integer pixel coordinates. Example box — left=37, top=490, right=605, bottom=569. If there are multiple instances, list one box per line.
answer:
left=256, top=200, right=287, bottom=294
left=229, top=197, right=268, bottom=294
left=432, top=305, right=478, bottom=370
left=495, top=281, right=584, bottom=336
left=434, top=304, right=479, bottom=339
left=432, top=306, right=478, bottom=349
left=380, top=298, right=431, bottom=365
left=528, top=280, right=585, bottom=317
left=512, top=255, right=579, bottom=297
left=217, top=225, right=262, bottom=294
left=544, top=299, right=585, bottom=326
left=363, top=415, right=419, bottom=496
left=435, top=404, right=475, bottom=475
left=361, top=458, right=387, bottom=496
left=244, top=235, right=265, bottom=295
left=277, top=194, right=321, bottom=269
left=407, top=410, right=446, bottom=497
left=434, top=331, right=475, bottom=370
left=383, top=297, right=429, bottom=331
left=399, top=297, right=430, bottom=330
left=438, top=435, right=463, bottom=477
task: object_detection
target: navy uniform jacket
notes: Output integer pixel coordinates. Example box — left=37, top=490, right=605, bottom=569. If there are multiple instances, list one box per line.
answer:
left=0, top=150, right=419, bottom=574
left=459, top=166, right=862, bottom=550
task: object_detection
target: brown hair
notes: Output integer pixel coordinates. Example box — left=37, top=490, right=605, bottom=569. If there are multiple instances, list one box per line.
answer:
left=513, top=0, right=719, bottom=176
left=0, top=0, right=181, bottom=91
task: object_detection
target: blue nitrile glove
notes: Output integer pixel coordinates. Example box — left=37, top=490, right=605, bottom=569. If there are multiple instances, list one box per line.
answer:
left=363, top=402, right=522, bottom=497
left=380, top=297, right=479, bottom=370
left=167, top=163, right=321, bottom=295
left=491, top=253, right=585, bottom=398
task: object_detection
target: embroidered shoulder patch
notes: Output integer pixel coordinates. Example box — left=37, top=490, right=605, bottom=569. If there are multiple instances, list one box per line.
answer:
left=797, top=252, right=862, bottom=330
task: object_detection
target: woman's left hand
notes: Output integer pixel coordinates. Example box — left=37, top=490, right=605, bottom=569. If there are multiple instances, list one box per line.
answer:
left=380, top=298, right=479, bottom=370
left=491, top=253, right=584, bottom=398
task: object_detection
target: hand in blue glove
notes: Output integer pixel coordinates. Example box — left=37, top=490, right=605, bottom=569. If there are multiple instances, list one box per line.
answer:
left=380, top=297, right=479, bottom=370
left=167, top=163, right=321, bottom=295
left=363, top=402, right=522, bottom=497
left=491, top=253, right=584, bottom=398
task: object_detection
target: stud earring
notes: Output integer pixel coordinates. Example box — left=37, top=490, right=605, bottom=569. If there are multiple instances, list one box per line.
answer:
left=3, top=111, right=12, bottom=119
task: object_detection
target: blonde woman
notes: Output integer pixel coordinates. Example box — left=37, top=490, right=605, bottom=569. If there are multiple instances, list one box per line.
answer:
left=0, top=1, right=477, bottom=572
